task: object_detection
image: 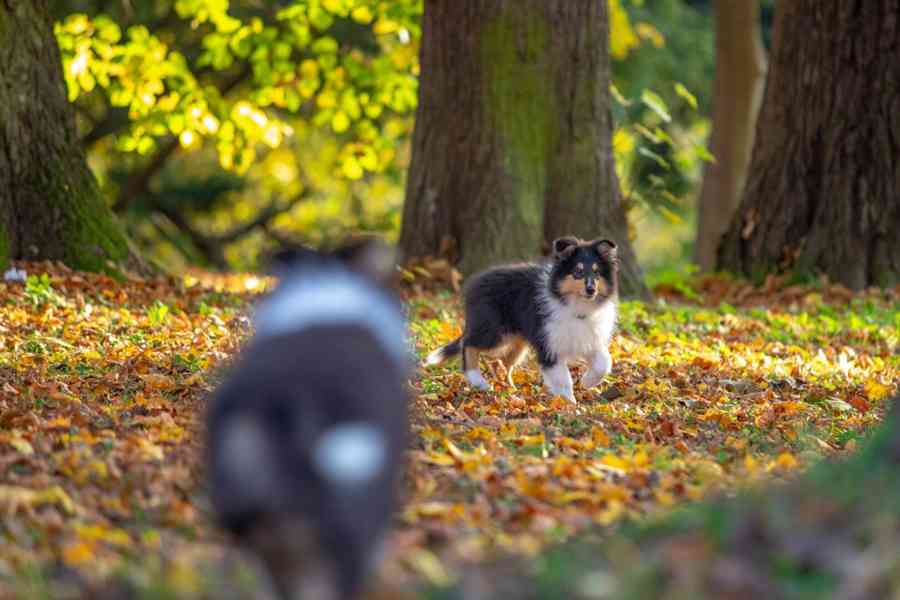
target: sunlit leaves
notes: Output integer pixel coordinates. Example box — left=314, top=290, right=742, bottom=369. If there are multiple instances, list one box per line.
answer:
left=57, top=0, right=422, bottom=179
left=609, top=0, right=640, bottom=60
left=640, top=89, right=672, bottom=123
left=674, top=82, right=698, bottom=110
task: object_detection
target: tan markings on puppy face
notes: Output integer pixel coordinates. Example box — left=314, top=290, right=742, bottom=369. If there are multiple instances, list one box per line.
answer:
left=594, top=277, right=609, bottom=297
left=464, top=346, right=481, bottom=370
left=558, top=275, right=587, bottom=297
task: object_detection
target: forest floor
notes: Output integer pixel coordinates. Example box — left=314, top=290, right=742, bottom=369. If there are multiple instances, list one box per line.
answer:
left=0, top=261, right=896, bottom=599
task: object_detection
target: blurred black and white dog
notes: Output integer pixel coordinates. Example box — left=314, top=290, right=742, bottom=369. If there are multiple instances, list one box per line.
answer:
left=207, top=238, right=409, bottom=600
left=426, top=237, right=618, bottom=403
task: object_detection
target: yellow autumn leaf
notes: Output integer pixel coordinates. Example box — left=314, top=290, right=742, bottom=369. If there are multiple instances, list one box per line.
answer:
left=341, top=156, right=364, bottom=179
left=0, top=485, right=76, bottom=516
left=591, top=426, right=611, bottom=447
left=350, top=6, right=374, bottom=24
left=62, top=541, right=95, bottom=566
left=600, top=454, right=629, bottom=471
left=9, top=435, right=33, bottom=455
left=864, top=380, right=891, bottom=401
left=594, top=499, right=626, bottom=526
left=772, top=452, right=799, bottom=471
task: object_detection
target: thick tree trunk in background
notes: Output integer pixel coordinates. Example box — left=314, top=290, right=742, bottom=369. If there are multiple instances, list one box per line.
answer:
left=718, top=1, right=900, bottom=289
left=399, top=0, right=648, bottom=298
left=694, top=0, right=766, bottom=272
left=0, top=1, right=141, bottom=273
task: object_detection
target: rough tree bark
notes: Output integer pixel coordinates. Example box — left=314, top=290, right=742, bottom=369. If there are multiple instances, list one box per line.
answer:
left=0, top=0, right=141, bottom=273
left=694, top=0, right=766, bottom=272
left=718, top=1, right=900, bottom=289
left=398, top=0, right=648, bottom=298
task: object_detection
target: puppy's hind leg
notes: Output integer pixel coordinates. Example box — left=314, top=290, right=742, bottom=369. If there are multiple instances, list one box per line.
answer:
left=463, top=345, right=490, bottom=391
left=500, top=339, right=529, bottom=388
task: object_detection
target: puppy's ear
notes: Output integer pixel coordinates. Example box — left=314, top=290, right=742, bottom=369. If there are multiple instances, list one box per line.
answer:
left=591, top=239, right=617, bottom=259
left=553, top=236, right=579, bottom=261
left=332, top=237, right=396, bottom=283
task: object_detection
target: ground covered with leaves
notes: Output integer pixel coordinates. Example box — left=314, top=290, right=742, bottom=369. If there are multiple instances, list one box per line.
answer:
left=0, top=262, right=896, bottom=598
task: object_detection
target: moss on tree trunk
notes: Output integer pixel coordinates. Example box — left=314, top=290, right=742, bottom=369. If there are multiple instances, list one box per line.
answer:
left=399, top=0, right=648, bottom=298
left=0, top=0, right=142, bottom=275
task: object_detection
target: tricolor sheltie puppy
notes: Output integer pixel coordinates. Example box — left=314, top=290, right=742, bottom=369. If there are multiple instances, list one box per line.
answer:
left=207, top=238, right=409, bottom=600
left=427, top=236, right=618, bottom=403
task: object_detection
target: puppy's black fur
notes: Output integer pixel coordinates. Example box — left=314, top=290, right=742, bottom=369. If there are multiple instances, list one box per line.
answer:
left=207, top=240, right=408, bottom=600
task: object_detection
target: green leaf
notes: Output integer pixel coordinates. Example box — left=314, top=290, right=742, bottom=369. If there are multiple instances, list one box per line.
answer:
left=285, top=88, right=301, bottom=112
left=695, top=144, right=717, bottom=164
left=637, top=147, right=671, bottom=170
left=659, top=206, right=683, bottom=225
left=308, top=6, right=334, bottom=31
left=312, top=36, right=338, bottom=54
left=640, top=89, right=671, bottom=123
left=610, top=84, right=631, bottom=107
left=674, top=82, right=698, bottom=110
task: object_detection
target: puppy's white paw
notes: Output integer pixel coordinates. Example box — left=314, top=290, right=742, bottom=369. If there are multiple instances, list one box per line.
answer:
left=465, top=369, right=491, bottom=391
left=545, top=385, right=576, bottom=404
left=542, top=362, right=576, bottom=403
left=580, top=370, right=604, bottom=390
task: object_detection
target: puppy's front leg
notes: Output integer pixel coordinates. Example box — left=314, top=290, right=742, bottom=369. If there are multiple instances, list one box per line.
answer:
left=580, top=346, right=612, bottom=390
left=541, top=361, right=575, bottom=403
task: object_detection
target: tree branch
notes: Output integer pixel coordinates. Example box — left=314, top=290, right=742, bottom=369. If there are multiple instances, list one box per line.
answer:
left=81, top=107, right=130, bottom=149
left=146, top=191, right=307, bottom=267
left=215, top=196, right=304, bottom=244
left=112, top=137, right=180, bottom=212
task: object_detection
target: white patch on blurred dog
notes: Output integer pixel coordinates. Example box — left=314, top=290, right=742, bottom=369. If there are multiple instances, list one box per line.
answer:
left=253, top=270, right=409, bottom=365
left=220, top=416, right=277, bottom=497
left=312, top=423, right=386, bottom=487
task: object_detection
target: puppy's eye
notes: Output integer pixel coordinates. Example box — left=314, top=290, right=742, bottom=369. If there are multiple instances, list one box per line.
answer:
left=573, top=267, right=584, bottom=279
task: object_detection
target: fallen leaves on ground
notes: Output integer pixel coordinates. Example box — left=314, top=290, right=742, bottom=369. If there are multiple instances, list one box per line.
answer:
left=0, top=261, right=896, bottom=598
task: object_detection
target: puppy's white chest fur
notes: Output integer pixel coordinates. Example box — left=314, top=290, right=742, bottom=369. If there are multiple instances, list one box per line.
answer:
left=542, top=295, right=616, bottom=361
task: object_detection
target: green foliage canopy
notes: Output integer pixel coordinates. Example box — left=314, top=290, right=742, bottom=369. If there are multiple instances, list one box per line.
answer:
left=56, top=0, right=421, bottom=179
left=51, top=0, right=712, bottom=271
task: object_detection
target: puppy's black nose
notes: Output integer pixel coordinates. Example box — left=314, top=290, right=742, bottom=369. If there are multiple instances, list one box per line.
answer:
left=585, top=284, right=596, bottom=295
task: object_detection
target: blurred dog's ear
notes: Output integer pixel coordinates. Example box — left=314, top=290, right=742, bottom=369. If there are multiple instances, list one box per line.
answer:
left=591, top=239, right=617, bottom=259
left=332, top=237, right=397, bottom=283
left=552, top=236, right=579, bottom=261
left=265, top=243, right=320, bottom=273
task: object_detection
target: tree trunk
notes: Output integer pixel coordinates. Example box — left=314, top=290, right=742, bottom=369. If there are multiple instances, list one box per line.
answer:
left=694, top=0, right=766, bottom=272
left=717, top=1, right=900, bottom=289
left=399, top=0, right=648, bottom=298
left=0, top=0, right=141, bottom=274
